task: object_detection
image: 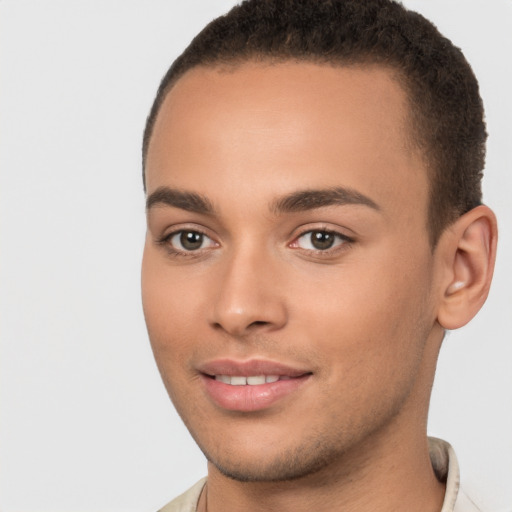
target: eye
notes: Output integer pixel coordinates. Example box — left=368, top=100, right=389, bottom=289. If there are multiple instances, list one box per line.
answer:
left=293, top=230, right=350, bottom=251
left=169, top=230, right=217, bottom=252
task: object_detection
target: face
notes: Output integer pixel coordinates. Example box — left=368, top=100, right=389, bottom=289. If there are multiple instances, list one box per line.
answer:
left=142, top=62, right=444, bottom=482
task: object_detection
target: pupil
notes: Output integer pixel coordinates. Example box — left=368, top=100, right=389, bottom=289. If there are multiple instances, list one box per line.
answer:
left=180, top=231, right=203, bottom=250
left=311, top=231, right=334, bottom=250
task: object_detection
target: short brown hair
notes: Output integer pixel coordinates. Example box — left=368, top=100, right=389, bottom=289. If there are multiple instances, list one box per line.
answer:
left=142, top=0, right=486, bottom=246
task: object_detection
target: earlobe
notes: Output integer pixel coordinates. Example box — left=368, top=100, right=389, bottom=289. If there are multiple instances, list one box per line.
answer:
left=437, top=205, right=498, bottom=330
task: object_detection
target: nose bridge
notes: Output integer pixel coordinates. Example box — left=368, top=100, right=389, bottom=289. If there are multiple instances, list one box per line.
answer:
left=210, top=239, right=287, bottom=336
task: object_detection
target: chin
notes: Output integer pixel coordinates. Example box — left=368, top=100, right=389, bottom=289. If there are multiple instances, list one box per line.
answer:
left=200, top=434, right=349, bottom=483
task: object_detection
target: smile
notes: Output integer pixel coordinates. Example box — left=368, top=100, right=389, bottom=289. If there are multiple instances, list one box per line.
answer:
left=198, top=360, right=312, bottom=411
left=213, top=375, right=287, bottom=385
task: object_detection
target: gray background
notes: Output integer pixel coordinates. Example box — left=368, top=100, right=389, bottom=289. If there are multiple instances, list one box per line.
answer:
left=1, top=1, right=511, bottom=511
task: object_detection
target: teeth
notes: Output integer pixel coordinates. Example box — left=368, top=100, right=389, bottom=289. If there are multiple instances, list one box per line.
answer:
left=215, top=375, right=281, bottom=385
left=247, top=375, right=266, bottom=385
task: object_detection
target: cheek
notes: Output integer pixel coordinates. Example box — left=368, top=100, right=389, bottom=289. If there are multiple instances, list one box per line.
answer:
left=141, top=251, right=210, bottom=421
left=141, top=247, right=202, bottom=366
left=294, top=246, right=434, bottom=383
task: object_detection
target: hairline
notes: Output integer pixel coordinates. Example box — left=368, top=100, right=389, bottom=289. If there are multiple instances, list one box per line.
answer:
left=143, top=56, right=426, bottom=171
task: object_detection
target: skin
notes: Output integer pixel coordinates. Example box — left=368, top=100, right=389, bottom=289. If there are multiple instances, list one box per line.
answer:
left=142, top=62, right=497, bottom=512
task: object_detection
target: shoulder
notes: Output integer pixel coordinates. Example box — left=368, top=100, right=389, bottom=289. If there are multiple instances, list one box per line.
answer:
left=157, top=478, right=207, bottom=512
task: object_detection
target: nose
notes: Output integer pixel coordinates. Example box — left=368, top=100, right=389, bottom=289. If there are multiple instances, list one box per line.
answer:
left=209, top=246, right=288, bottom=337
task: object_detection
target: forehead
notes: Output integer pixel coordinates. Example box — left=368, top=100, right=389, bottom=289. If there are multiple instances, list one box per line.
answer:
left=145, top=62, right=427, bottom=221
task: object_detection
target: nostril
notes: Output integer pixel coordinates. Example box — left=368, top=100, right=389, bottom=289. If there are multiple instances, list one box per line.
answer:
left=249, top=320, right=269, bottom=328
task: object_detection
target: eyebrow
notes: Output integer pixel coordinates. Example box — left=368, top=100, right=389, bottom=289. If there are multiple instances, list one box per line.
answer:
left=146, top=185, right=380, bottom=216
left=146, top=187, right=215, bottom=215
left=271, top=187, right=380, bottom=214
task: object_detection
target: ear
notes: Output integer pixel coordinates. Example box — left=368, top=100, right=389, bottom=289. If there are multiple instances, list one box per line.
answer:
left=436, top=205, right=498, bottom=330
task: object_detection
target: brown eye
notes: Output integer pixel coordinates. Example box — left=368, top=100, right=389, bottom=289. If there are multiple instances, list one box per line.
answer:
left=294, top=230, right=349, bottom=251
left=170, top=230, right=215, bottom=251
left=310, top=231, right=335, bottom=250
left=181, top=231, right=203, bottom=250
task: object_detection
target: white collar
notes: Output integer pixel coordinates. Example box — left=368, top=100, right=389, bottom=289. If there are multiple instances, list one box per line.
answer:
left=429, top=437, right=482, bottom=512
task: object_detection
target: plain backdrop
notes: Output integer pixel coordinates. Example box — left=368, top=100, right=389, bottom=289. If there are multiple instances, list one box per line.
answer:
left=1, top=1, right=511, bottom=511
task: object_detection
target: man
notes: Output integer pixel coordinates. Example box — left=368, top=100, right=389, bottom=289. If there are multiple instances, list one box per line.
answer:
left=141, top=0, right=497, bottom=511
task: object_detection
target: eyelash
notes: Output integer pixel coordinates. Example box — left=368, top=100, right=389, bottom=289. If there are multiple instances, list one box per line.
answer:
left=157, top=227, right=354, bottom=258
left=289, top=228, right=354, bottom=256
left=157, top=228, right=217, bottom=258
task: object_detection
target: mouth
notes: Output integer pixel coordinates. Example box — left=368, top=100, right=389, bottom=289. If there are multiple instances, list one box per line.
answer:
left=198, top=359, right=312, bottom=411
left=210, top=374, right=291, bottom=385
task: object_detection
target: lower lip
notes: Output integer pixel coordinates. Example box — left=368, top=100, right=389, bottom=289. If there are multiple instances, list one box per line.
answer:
left=201, top=375, right=311, bottom=412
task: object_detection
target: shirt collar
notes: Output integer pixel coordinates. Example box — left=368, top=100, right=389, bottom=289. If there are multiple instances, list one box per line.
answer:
left=429, top=437, right=481, bottom=512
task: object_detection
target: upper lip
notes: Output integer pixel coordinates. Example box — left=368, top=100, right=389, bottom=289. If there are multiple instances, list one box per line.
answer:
left=198, top=358, right=311, bottom=377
